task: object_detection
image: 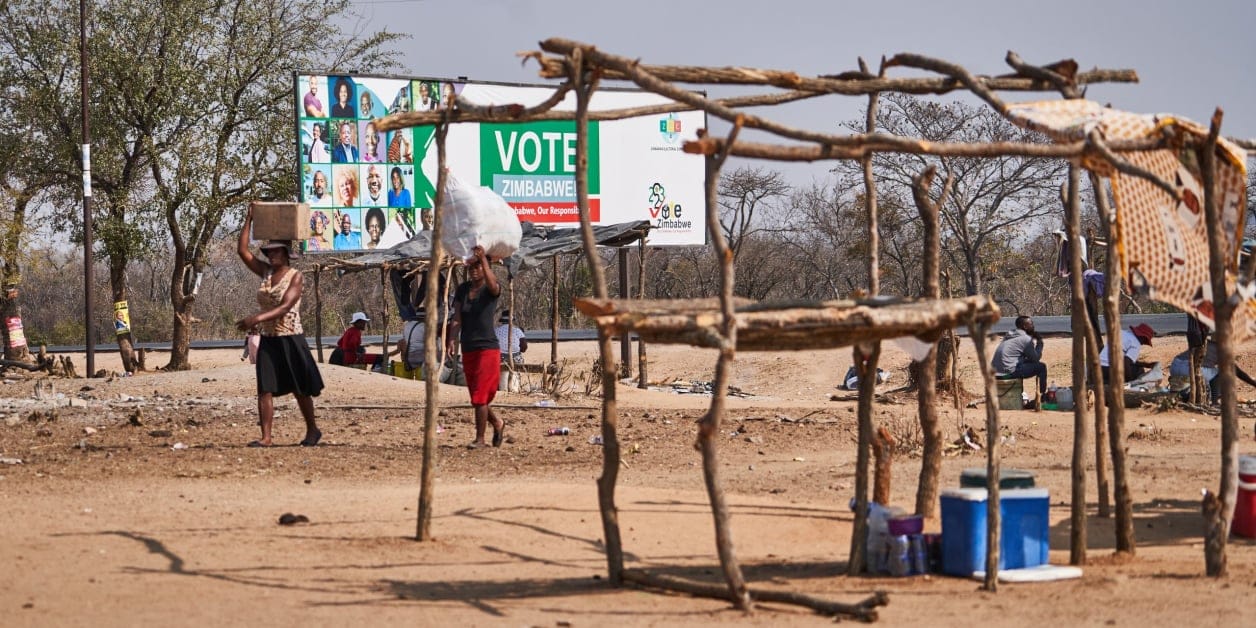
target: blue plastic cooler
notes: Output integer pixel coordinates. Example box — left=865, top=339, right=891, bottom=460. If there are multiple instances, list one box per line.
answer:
left=940, top=487, right=1049, bottom=576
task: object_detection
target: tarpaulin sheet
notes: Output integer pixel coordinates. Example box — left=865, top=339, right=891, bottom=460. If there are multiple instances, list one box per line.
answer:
left=347, top=220, right=653, bottom=275
left=1008, top=100, right=1252, bottom=339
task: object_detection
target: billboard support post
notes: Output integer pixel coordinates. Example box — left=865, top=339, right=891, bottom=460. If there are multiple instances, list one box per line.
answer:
left=619, top=248, right=631, bottom=377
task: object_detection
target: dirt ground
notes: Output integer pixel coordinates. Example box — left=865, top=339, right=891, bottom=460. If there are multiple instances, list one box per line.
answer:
left=3, top=334, right=1256, bottom=626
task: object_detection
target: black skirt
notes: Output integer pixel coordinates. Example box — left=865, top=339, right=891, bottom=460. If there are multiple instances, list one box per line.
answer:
left=256, top=335, right=325, bottom=397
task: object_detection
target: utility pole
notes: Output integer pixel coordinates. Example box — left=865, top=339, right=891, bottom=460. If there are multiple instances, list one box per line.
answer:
left=80, top=0, right=95, bottom=376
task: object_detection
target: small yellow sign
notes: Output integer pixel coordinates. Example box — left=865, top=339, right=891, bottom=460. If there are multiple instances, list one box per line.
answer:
left=114, top=301, right=131, bottom=337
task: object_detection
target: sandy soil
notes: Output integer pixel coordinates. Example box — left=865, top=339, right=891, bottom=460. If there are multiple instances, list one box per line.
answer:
left=2, top=335, right=1256, bottom=626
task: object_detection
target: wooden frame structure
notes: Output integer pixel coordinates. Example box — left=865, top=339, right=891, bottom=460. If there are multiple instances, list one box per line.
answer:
left=375, top=39, right=1251, bottom=619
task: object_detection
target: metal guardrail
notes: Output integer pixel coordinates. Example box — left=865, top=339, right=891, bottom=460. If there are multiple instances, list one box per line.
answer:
left=41, top=313, right=1188, bottom=353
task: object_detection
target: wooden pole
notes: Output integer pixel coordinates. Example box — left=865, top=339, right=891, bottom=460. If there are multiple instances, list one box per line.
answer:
left=619, top=247, right=631, bottom=378
left=1199, top=109, right=1238, bottom=577
left=698, top=126, right=751, bottom=610
left=1091, top=132, right=1134, bottom=556
left=968, top=319, right=1001, bottom=591
left=637, top=240, right=648, bottom=389
left=1086, top=172, right=1112, bottom=519
left=379, top=266, right=389, bottom=361
left=551, top=254, right=560, bottom=389
left=849, top=57, right=883, bottom=576
left=416, top=118, right=450, bottom=542
left=1064, top=164, right=1089, bottom=565
left=314, top=265, right=324, bottom=363
left=506, top=276, right=516, bottom=379
left=910, top=165, right=948, bottom=518
left=570, top=50, right=625, bottom=585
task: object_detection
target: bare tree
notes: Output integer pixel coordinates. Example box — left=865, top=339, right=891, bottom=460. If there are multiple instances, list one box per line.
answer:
left=835, top=94, right=1067, bottom=296
left=718, top=166, right=792, bottom=261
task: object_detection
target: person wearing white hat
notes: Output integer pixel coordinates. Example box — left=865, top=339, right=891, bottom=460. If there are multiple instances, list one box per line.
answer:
left=235, top=203, right=324, bottom=448
left=331, top=311, right=383, bottom=370
left=494, top=309, right=527, bottom=366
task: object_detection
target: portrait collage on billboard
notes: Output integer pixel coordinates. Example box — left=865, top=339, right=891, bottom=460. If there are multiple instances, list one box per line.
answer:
left=296, top=74, right=462, bottom=253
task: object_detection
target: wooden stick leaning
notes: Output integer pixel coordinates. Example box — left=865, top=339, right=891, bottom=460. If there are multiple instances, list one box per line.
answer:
left=696, top=117, right=752, bottom=610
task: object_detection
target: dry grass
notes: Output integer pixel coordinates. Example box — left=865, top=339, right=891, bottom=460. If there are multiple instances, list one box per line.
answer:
left=1128, top=423, right=1168, bottom=441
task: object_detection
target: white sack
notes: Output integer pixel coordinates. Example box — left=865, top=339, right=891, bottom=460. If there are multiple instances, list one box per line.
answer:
left=440, top=172, right=522, bottom=261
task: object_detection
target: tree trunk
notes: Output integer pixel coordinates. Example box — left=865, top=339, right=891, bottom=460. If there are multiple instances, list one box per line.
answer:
left=109, top=256, right=138, bottom=375
left=1, top=196, right=33, bottom=363
left=166, top=261, right=194, bottom=371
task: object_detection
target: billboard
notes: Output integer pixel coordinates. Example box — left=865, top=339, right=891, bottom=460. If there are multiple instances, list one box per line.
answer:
left=294, top=73, right=707, bottom=251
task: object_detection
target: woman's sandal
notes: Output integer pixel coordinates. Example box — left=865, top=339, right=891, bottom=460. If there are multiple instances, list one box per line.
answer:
left=247, top=440, right=271, bottom=448
left=299, top=429, right=323, bottom=447
left=491, top=421, right=505, bottom=448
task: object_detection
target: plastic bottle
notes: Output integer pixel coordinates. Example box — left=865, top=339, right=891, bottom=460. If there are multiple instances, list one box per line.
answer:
left=547, top=427, right=570, bottom=436
left=886, top=535, right=911, bottom=577
left=909, top=534, right=928, bottom=574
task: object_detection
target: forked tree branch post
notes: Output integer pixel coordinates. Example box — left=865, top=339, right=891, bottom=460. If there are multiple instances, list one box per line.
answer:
left=1063, top=164, right=1089, bottom=565
left=1085, top=172, right=1112, bottom=520
left=1199, top=109, right=1238, bottom=577
left=416, top=118, right=450, bottom=542
left=567, top=50, right=627, bottom=585
left=1095, top=162, right=1135, bottom=555
left=696, top=119, right=752, bottom=611
left=910, top=166, right=950, bottom=518
left=968, top=318, right=1002, bottom=591
left=849, top=57, right=883, bottom=576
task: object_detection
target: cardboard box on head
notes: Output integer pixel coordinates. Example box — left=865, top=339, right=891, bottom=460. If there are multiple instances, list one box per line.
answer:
left=251, top=202, right=311, bottom=242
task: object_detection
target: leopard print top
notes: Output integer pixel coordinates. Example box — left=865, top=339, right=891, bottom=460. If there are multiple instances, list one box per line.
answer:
left=257, top=268, right=303, bottom=337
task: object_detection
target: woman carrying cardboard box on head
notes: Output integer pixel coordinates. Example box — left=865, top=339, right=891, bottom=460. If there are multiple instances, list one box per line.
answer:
left=235, top=202, right=325, bottom=448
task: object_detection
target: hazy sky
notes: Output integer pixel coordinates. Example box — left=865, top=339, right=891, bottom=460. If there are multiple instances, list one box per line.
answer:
left=351, top=0, right=1255, bottom=184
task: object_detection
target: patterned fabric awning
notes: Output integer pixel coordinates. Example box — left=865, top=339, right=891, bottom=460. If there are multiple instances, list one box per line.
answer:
left=1008, top=100, right=1251, bottom=339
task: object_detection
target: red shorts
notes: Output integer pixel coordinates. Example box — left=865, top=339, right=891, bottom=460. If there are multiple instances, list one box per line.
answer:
left=462, top=348, right=500, bottom=406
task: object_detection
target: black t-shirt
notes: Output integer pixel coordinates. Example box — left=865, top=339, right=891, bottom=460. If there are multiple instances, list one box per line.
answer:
left=453, top=281, right=499, bottom=352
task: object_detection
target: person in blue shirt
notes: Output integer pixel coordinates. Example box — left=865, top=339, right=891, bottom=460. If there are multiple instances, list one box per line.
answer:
left=332, top=210, right=362, bottom=249
left=388, top=166, right=412, bottom=207
left=332, top=121, right=359, bottom=163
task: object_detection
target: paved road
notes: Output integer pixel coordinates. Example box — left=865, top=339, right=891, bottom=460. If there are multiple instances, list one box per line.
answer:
left=45, top=313, right=1187, bottom=354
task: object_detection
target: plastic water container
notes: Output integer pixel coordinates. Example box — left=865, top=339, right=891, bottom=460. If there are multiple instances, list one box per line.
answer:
left=1054, top=387, right=1074, bottom=411
left=498, top=369, right=520, bottom=392
left=940, top=487, right=1050, bottom=576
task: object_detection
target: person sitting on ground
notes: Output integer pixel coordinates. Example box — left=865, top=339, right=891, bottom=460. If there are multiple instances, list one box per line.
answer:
left=1170, top=342, right=1256, bottom=404
left=991, top=315, right=1048, bottom=400
left=397, top=307, right=443, bottom=378
left=842, top=363, right=888, bottom=391
left=494, top=309, right=527, bottom=366
left=1099, top=322, right=1156, bottom=384
left=332, top=312, right=384, bottom=371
